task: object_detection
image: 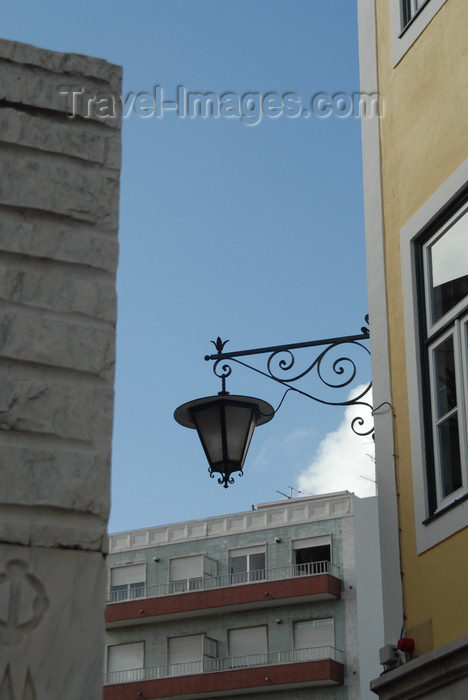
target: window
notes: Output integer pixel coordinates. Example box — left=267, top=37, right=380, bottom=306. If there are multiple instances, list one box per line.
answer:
left=401, top=160, right=468, bottom=552
left=292, top=536, right=331, bottom=575
left=167, top=634, right=217, bottom=676
left=228, top=626, right=268, bottom=667
left=389, top=0, right=448, bottom=66
left=293, top=619, right=334, bottom=661
left=400, top=0, right=429, bottom=30
left=107, top=642, right=144, bottom=683
left=169, top=554, right=216, bottom=593
left=229, top=545, right=266, bottom=584
left=168, top=634, right=203, bottom=675
left=109, top=563, right=145, bottom=602
left=418, top=203, right=468, bottom=512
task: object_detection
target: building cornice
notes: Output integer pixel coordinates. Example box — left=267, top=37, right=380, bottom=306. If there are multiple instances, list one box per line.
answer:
left=108, top=493, right=356, bottom=553
left=370, top=634, right=468, bottom=699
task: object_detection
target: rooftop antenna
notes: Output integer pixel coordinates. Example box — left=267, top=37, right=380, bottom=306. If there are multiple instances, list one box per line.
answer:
left=360, top=475, right=377, bottom=483
left=276, top=486, right=309, bottom=500
left=288, top=485, right=305, bottom=496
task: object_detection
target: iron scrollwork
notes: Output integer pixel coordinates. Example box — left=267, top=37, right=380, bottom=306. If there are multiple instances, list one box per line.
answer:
left=205, top=316, right=373, bottom=439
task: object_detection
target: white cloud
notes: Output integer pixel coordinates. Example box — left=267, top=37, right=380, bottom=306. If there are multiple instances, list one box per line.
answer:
left=282, top=426, right=318, bottom=444
left=296, top=387, right=375, bottom=498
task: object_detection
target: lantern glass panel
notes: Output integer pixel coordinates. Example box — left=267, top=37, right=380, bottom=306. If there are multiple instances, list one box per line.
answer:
left=225, top=404, right=256, bottom=464
left=192, top=404, right=224, bottom=464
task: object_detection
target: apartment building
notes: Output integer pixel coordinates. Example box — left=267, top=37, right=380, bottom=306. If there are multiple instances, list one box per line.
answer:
left=103, top=492, right=382, bottom=700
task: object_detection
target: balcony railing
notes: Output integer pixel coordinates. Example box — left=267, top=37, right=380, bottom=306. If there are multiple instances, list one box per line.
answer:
left=107, top=561, right=340, bottom=603
left=104, top=645, right=345, bottom=685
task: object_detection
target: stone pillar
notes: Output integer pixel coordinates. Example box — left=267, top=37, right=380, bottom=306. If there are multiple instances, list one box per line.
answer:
left=0, top=39, right=121, bottom=698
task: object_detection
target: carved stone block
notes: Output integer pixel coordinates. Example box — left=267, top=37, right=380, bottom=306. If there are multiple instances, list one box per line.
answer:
left=0, top=36, right=121, bottom=698
left=0, top=545, right=106, bottom=699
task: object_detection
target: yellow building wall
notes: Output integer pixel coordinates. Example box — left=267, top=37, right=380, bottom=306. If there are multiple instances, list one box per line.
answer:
left=375, top=0, right=468, bottom=653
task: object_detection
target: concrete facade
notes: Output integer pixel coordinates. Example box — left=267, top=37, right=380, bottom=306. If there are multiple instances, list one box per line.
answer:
left=0, top=38, right=121, bottom=698
left=104, top=493, right=383, bottom=700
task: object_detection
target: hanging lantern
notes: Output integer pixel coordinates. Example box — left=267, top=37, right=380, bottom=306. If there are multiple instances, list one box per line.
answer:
left=174, top=393, right=274, bottom=488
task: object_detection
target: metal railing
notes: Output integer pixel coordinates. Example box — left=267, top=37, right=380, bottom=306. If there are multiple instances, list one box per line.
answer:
left=107, top=560, right=341, bottom=603
left=104, top=645, right=345, bottom=685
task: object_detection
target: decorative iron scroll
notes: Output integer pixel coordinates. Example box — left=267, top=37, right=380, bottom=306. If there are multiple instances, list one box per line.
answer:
left=205, top=316, right=373, bottom=438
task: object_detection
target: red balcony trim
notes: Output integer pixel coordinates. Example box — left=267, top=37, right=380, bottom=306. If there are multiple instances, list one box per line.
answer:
left=103, top=659, right=343, bottom=699
left=105, top=574, right=341, bottom=624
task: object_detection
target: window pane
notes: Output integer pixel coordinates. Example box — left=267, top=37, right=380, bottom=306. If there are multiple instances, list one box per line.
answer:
left=169, top=580, right=189, bottom=593
left=401, top=0, right=412, bottom=27
left=230, top=555, right=247, bottom=583
left=110, top=584, right=127, bottom=602
left=129, top=582, right=144, bottom=598
left=188, top=578, right=203, bottom=591
left=438, top=416, right=462, bottom=498
left=249, top=553, right=265, bottom=571
left=204, top=636, right=217, bottom=659
left=230, top=555, right=247, bottom=574
left=429, top=211, right=468, bottom=323
left=249, top=553, right=266, bottom=581
left=230, top=548, right=266, bottom=583
left=433, top=336, right=457, bottom=418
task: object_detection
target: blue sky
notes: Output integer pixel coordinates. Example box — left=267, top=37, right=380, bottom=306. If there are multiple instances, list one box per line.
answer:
left=3, top=0, right=375, bottom=533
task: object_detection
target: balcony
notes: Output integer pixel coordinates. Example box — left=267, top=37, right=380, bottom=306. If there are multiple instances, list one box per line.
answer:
left=105, top=562, right=341, bottom=624
left=103, top=645, right=344, bottom=698
left=108, top=561, right=340, bottom=602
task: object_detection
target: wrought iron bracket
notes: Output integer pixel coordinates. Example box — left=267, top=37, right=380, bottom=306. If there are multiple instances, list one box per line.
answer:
left=204, top=316, right=373, bottom=438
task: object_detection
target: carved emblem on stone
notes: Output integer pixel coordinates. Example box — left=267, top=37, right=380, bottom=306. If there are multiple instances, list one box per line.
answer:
left=0, top=665, right=37, bottom=700
left=0, top=560, right=49, bottom=646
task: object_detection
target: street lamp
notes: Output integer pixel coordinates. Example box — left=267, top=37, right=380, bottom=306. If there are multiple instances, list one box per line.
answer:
left=174, top=318, right=372, bottom=488
left=174, top=393, right=274, bottom=488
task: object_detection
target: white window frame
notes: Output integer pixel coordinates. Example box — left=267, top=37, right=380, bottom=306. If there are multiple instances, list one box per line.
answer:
left=106, top=641, right=144, bottom=683
left=291, top=535, right=332, bottom=576
left=293, top=617, right=335, bottom=658
left=228, top=625, right=268, bottom=667
left=228, top=544, right=267, bottom=584
left=109, top=562, right=146, bottom=602
left=166, top=633, right=217, bottom=676
left=427, top=312, right=468, bottom=509
left=390, top=0, right=448, bottom=67
left=168, top=554, right=205, bottom=593
left=401, top=158, right=468, bottom=553
left=167, top=634, right=203, bottom=673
